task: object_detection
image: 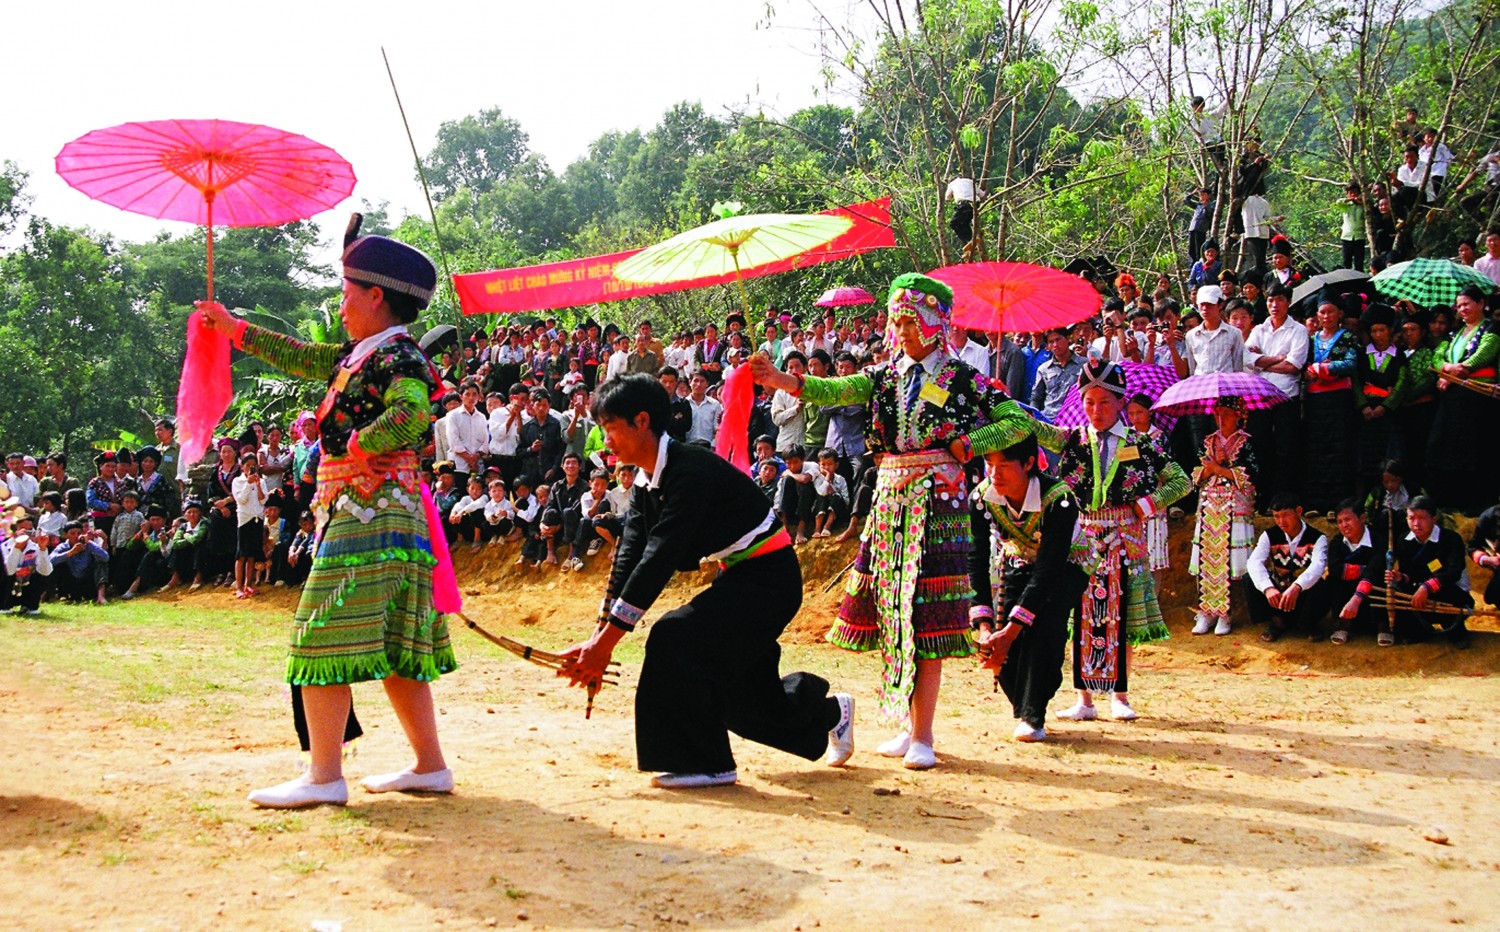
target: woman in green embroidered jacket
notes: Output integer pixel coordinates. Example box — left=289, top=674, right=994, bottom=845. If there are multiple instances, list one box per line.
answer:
left=1427, top=285, right=1499, bottom=513
left=750, top=273, right=1032, bottom=771
left=199, top=221, right=457, bottom=809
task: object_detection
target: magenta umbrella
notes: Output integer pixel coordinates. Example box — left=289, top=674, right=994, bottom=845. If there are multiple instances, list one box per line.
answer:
left=1152, top=371, right=1291, bottom=417
left=814, top=285, right=875, bottom=308
left=55, top=118, right=357, bottom=302
left=1055, top=361, right=1182, bottom=434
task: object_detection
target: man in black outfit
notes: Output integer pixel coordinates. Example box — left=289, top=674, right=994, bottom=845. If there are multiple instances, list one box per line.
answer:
left=1351, top=496, right=1473, bottom=647
left=560, top=375, right=855, bottom=788
left=967, top=434, right=1088, bottom=743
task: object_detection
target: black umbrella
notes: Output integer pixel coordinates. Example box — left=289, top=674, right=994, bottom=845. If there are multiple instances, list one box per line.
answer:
left=419, top=324, right=458, bottom=355
left=1291, top=268, right=1370, bottom=310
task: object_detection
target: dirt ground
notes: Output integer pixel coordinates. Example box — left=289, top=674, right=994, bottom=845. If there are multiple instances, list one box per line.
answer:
left=3, top=518, right=1500, bottom=930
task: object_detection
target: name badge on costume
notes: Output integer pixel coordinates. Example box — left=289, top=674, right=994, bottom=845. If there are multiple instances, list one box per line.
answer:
left=315, top=366, right=357, bottom=422
left=1427, top=558, right=1443, bottom=573
left=1117, top=445, right=1140, bottom=462
left=918, top=380, right=950, bottom=407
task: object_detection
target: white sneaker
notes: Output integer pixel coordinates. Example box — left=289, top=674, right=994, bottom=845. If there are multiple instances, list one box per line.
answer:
left=360, top=767, right=454, bottom=794
left=1111, top=698, right=1139, bottom=721
left=903, top=741, right=937, bottom=770
left=825, top=694, right=855, bottom=767
left=248, top=775, right=348, bottom=809
left=875, top=732, right=911, bottom=757
left=650, top=771, right=738, bottom=789
left=1192, top=613, right=1213, bottom=635
left=1056, top=702, right=1097, bottom=721
left=1214, top=618, right=1232, bottom=636
left=1013, top=721, right=1046, bottom=742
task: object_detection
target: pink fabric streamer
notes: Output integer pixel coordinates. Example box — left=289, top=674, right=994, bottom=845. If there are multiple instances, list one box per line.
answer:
left=420, top=481, right=463, bottom=614
left=715, top=364, right=755, bottom=473
left=177, top=311, right=233, bottom=466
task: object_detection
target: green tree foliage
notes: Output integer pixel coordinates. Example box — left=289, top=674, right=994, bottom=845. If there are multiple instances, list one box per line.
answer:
left=421, top=107, right=531, bottom=201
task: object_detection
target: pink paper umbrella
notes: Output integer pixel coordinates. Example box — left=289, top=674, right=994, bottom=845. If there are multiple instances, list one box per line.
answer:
left=1152, top=371, right=1291, bottom=417
left=928, top=261, right=1100, bottom=334
left=56, top=119, right=357, bottom=464
left=814, top=285, right=875, bottom=307
left=56, top=119, right=356, bottom=301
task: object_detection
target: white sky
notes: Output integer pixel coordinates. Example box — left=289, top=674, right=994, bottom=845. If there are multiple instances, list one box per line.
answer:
left=3, top=0, right=865, bottom=260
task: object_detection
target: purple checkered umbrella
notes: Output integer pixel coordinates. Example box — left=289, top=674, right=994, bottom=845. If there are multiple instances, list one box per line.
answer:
left=1054, top=361, right=1182, bottom=434
left=1151, top=371, right=1290, bottom=417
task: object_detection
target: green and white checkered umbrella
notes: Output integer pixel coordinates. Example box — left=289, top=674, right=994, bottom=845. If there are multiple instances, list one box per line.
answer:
left=1371, top=257, right=1496, bottom=306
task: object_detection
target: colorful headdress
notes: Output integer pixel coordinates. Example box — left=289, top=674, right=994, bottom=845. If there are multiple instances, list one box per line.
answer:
left=885, top=272, right=954, bottom=354
left=1077, top=358, right=1126, bottom=396
left=341, top=214, right=438, bottom=309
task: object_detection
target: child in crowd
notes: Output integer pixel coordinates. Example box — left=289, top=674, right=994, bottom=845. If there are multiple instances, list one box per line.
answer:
left=811, top=448, right=850, bottom=538
left=755, top=460, right=779, bottom=501
left=261, top=493, right=292, bottom=586
left=231, top=454, right=268, bottom=599
left=65, top=488, right=89, bottom=524
left=573, top=468, right=616, bottom=564
left=431, top=462, right=461, bottom=546
left=776, top=444, right=819, bottom=544
left=36, top=491, right=67, bottom=545
left=752, top=435, right=785, bottom=477
left=123, top=505, right=172, bottom=598
left=449, top=475, right=489, bottom=553
left=108, top=490, right=147, bottom=594
left=284, top=511, right=317, bottom=588
left=1124, top=393, right=1170, bottom=572
left=484, top=478, right=516, bottom=545
left=2, top=516, right=53, bottom=615
left=164, top=499, right=209, bottom=591
left=49, top=522, right=110, bottom=605
left=1189, top=396, right=1258, bottom=636
left=518, top=483, right=550, bottom=568
left=1363, top=458, right=1421, bottom=522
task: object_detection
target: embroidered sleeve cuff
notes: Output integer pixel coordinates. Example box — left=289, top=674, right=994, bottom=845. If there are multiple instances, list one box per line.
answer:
left=1136, top=496, right=1158, bottom=518
left=1422, top=578, right=1440, bottom=594
left=609, top=598, right=645, bottom=630
left=1355, top=580, right=1372, bottom=597
left=969, top=605, right=995, bottom=626
left=1008, top=605, right=1036, bottom=626
left=231, top=318, right=248, bottom=350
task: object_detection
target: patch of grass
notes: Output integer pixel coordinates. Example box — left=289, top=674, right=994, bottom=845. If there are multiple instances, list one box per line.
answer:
left=281, top=856, right=325, bottom=875
left=100, top=851, right=130, bottom=867
left=250, top=815, right=304, bottom=834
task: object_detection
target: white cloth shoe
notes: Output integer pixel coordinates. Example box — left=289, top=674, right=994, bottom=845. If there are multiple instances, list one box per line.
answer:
left=876, top=731, right=911, bottom=757
left=360, top=767, right=454, bottom=794
left=1111, top=698, right=1139, bottom=721
left=1056, top=702, right=1097, bottom=721
left=1192, top=613, right=1213, bottom=635
left=825, top=694, right=855, bottom=767
left=248, top=775, right=348, bottom=809
left=650, top=771, right=738, bottom=789
left=1214, top=617, right=1232, bottom=636
left=903, top=741, right=937, bottom=770
left=1013, top=721, right=1046, bottom=742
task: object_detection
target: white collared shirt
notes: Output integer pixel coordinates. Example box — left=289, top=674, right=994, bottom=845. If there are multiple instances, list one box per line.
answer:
left=1343, top=528, right=1373, bottom=550
left=1248, top=521, right=1328, bottom=592
left=1184, top=320, right=1246, bottom=375
left=645, top=432, right=672, bottom=490
left=346, top=325, right=408, bottom=370
left=984, top=475, right=1043, bottom=518
left=443, top=406, right=491, bottom=470
left=1245, top=315, right=1308, bottom=397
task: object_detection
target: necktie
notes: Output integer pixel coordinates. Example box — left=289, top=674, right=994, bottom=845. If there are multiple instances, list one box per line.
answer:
left=905, top=365, right=925, bottom=410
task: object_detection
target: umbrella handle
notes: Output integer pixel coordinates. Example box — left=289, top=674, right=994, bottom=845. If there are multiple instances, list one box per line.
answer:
left=205, top=182, right=215, bottom=304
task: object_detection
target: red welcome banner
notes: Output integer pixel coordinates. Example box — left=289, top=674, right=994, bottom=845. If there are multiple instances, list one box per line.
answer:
left=453, top=198, right=896, bottom=316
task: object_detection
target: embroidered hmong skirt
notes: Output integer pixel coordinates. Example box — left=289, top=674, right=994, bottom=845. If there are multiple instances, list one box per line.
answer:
left=285, top=453, right=456, bottom=686
left=1072, top=506, right=1168, bottom=694
left=1188, top=482, right=1255, bottom=619
left=828, top=449, right=973, bottom=721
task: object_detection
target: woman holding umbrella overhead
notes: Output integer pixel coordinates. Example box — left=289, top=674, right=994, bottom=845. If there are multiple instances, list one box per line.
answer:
left=199, top=219, right=457, bottom=808
left=749, top=274, right=1033, bottom=770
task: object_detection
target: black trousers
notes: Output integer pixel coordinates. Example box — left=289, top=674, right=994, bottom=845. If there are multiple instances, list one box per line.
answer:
left=170, top=540, right=204, bottom=581
left=2, top=572, right=46, bottom=612
left=999, top=598, right=1074, bottom=728
left=949, top=201, right=974, bottom=245
left=1247, top=399, right=1302, bottom=505
left=55, top=564, right=107, bottom=602
left=135, top=550, right=171, bottom=591
left=636, top=546, right=839, bottom=774
left=1247, top=583, right=1330, bottom=633
left=1390, top=583, right=1472, bottom=643
left=1341, top=239, right=1365, bottom=271
left=777, top=476, right=816, bottom=527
